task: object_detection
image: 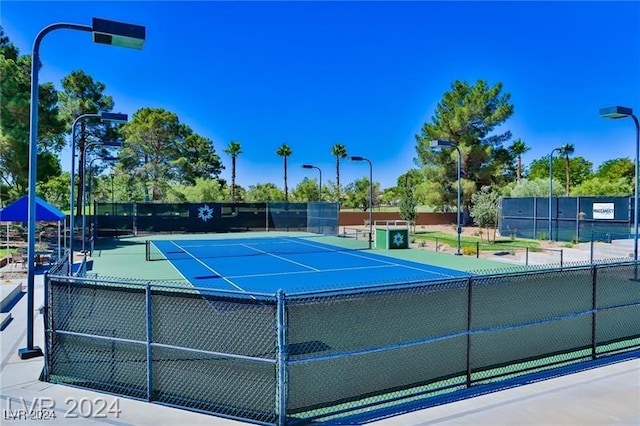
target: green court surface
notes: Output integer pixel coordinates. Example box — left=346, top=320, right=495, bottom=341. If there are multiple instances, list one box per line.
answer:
left=88, top=231, right=512, bottom=283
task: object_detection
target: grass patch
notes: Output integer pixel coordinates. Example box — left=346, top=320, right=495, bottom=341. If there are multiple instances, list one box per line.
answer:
left=0, top=248, right=17, bottom=258
left=413, top=231, right=540, bottom=251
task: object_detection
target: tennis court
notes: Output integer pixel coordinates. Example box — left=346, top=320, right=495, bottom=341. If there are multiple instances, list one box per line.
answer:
left=146, top=235, right=469, bottom=294
left=45, top=233, right=640, bottom=425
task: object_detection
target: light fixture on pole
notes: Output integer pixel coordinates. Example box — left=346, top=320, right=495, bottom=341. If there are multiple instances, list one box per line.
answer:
left=81, top=137, right=124, bottom=252
left=21, top=18, right=144, bottom=360
left=548, top=147, right=562, bottom=242
left=350, top=156, right=373, bottom=249
left=92, top=18, right=146, bottom=49
left=600, top=105, right=640, bottom=264
left=301, top=164, right=322, bottom=201
left=71, top=113, right=127, bottom=261
left=429, top=140, right=463, bottom=255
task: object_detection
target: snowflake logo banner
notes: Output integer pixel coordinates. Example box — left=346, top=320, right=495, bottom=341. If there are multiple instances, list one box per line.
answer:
left=188, top=203, right=222, bottom=232
left=198, top=204, right=214, bottom=222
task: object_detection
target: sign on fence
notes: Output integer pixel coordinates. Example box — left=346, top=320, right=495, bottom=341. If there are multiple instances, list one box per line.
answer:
left=593, top=203, right=615, bottom=220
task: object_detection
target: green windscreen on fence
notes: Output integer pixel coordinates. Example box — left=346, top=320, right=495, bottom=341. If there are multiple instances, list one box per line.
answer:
left=94, top=202, right=136, bottom=236
left=44, top=261, right=640, bottom=424
left=95, top=201, right=339, bottom=237
left=46, top=279, right=279, bottom=424
left=499, top=196, right=631, bottom=242
left=307, top=202, right=339, bottom=235
left=285, top=280, right=469, bottom=414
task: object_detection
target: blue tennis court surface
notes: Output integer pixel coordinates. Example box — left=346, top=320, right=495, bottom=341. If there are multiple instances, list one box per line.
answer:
left=148, top=236, right=469, bottom=294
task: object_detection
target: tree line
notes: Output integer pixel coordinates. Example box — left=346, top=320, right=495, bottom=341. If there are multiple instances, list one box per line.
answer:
left=1, top=27, right=634, bottom=219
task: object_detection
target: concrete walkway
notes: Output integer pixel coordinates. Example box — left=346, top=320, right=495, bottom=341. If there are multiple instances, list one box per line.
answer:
left=1, top=274, right=638, bottom=425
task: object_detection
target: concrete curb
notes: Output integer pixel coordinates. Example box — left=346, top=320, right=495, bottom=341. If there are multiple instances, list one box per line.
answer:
left=0, top=281, right=23, bottom=312
left=0, top=312, right=11, bottom=330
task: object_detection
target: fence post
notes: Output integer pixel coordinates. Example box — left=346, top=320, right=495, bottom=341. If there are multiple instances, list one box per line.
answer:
left=476, top=241, right=479, bottom=258
left=533, top=197, right=537, bottom=238
left=591, top=266, right=597, bottom=360
left=590, top=232, right=594, bottom=264
left=93, top=200, right=97, bottom=243
left=525, top=247, right=529, bottom=266
left=266, top=202, right=270, bottom=232
left=576, top=196, right=580, bottom=242
left=435, top=238, right=439, bottom=252
left=133, top=202, right=137, bottom=237
left=466, top=277, right=473, bottom=388
left=560, top=249, right=563, bottom=268
left=42, top=272, right=51, bottom=381
left=276, top=290, right=288, bottom=425
left=145, top=282, right=153, bottom=401
left=114, top=202, right=119, bottom=239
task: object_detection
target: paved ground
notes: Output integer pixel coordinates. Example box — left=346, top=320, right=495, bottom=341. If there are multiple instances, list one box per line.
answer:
left=1, top=269, right=638, bottom=425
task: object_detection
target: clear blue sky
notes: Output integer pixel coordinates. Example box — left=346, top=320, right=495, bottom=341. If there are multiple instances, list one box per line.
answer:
left=3, top=1, right=640, bottom=190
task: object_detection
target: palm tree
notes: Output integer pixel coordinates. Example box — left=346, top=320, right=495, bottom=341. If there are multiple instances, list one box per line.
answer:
left=559, top=143, right=575, bottom=195
left=276, top=144, right=293, bottom=201
left=509, top=139, right=529, bottom=182
left=224, top=141, right=242, bottom=202
left=331, top=143, right=348, bottom=200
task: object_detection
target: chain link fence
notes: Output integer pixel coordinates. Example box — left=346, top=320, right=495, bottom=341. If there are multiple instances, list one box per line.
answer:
left=93, top=202, right=339, bottom=238
left=499, top=196, right=631, bottom=242
left=306, top=202, right=339, bottom=235
left=44, top=262, right=640, bottom=425
left=44, top=277, right=279, bottom=424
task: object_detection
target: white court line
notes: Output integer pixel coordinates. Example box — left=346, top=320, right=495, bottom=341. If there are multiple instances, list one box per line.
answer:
left=227, top=264, right=397, bottom=279
left=169, top=241, right=246, bottom=293
left=283, top=238, right=458, bottom=279
left=178, top=240, right=292, bottom=249
left=157, top=248, right=195, bottom=285
left=240, top=244, right=320, bottom=272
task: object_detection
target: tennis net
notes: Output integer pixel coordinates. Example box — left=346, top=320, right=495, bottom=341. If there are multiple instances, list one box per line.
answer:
left=145, top=235, right=370, bottom=262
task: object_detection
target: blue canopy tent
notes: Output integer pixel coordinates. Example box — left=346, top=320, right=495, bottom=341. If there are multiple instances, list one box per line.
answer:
left=0, top=195, right=65, bottom=222
left=0, top=195, right=65, bottom=263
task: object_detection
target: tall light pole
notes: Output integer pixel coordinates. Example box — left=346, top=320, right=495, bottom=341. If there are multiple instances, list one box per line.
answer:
left=81, top=136, right=124, bottom=252
left=351, top=156, right=373, bottom=249
left=86, top=156, right=118, bottom=254
left=70, top=113, right=126, bottom=262
left=548, top=147, right=562, bottom=242
left=301, top=164, right=322, bottom=201
left=430, top=140, right=463, bottom=255
left=110, top=173, right=115, bottom=212
left=600, top=106, right=640, bottom=263
left=21, top=18, right=145, bottom=360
